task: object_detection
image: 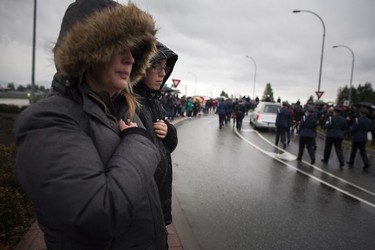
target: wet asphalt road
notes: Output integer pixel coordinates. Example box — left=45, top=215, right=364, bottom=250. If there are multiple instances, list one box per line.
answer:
left=171, top=114, right=375, bottom=250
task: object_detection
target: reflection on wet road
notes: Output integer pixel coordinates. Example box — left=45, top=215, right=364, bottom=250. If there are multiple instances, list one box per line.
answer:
left=172, top=114, right=375, bottom=250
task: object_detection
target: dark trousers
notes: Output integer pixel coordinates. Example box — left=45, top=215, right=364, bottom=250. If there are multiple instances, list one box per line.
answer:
left=275, top=127, right=287, bottom=145
left=236, top=113, right=244, bottom=129
left=349, top=141, right=370, bottom=165
left=225, top=112, right=231, bottom=123
left=323, top=137, right=344, bottom=164
left=297, top=136, right=315, bottom=162
left=219, top=114, right=226, bottom=128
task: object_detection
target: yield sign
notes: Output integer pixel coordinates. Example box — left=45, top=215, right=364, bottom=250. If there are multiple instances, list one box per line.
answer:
left=315, top=91, right=324, bottom=100
left=172, top=79, right=181, bottom=88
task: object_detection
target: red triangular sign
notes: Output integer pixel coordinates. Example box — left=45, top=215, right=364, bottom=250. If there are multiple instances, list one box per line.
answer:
left=172, top=79, right=181, bottom=88
left=315, top=91, right=324, bottom=100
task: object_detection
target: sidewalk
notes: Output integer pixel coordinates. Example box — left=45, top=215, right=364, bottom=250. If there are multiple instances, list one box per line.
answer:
left=15, top=116, right=189, bottom=250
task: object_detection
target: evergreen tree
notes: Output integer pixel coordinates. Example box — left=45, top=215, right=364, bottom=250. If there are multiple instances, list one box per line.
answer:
left=336, top=82, right=374, bottom=105
left=220, top=90, right=229, bottom=98
left=336, top=85, right=348, bottom=104
left=7, top=83, right=15, bottom=90
left=261, top=83, right=274, bottom=102
left=357, top=82, right=374, bottom=103
left=16, top=85, right=26, bottom=91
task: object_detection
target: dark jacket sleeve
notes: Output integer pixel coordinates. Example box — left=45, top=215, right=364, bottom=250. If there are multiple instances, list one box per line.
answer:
left=163, top=120, right=178, bottom=153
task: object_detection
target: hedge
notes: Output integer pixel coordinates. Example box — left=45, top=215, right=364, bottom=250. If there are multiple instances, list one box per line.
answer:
left=0, top=144, right=34, bottom=248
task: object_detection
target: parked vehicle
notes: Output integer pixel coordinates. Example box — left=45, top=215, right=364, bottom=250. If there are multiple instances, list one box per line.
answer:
left=249, top=102, right=281, bottom=129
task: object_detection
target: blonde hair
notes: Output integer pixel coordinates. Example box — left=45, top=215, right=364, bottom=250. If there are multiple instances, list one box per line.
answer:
left=121, top=84, right=141, bottom=122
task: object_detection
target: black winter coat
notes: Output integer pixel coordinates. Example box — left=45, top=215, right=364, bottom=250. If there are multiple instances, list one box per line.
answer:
left=276, top=106, right=291, bottom=128
left=351, top=115, right=372, bottom=142
left=134, top=86, right=178, bottom=225
left=15, top=74, right=167, bottom=249
left=324, top=114, right=347, bottom=139
left=299, top=113, right=317, bottom=137
left=134, top=42, right=178, bottom=225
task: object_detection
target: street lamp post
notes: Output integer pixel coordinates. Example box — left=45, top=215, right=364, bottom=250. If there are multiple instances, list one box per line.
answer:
left=188, top=72, right=197, bottom=96
left=333, top=45, right=355, bottom=105
left=293, top=9, right=326, bottom=99
left=245, top=56, right=257, bottom=100
left=31, top=0, right=37, bottom=103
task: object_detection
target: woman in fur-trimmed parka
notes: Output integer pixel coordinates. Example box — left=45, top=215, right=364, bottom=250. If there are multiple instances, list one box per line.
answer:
left=15, top=0, right=167, bottom=249
left=134, top=42, right=178, bottom=226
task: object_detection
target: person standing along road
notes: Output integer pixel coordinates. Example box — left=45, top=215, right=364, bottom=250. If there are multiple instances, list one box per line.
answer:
left=187, top=97, right=193, bottom=117
left=286, top=103, right=294, bottom=143
left=370, top=108, right=375, bottom=146
left=193, top=98, right=201, bottom=117
left=321, top=107, right=347, bottom=168
left=297, top=106, right=317, bottom=164
left=347, top=107, right=372, bottom=169
left=180, top=95, right=187, bottom=116
left=14, top=1, right=168, bottom=249
left=216, top=99, right=226, bottom=129
left=292, top=104, right=304, bottom=134
left=225, top=99, right=233, bottom=124
left=164, top=93, right=175, bottom=120
left=134, top=41, right=178, bottom=228
left=174, top=95, right=181, bottom=117
left=275, top=101, right=291, bottom=149
left=212, top=99, right=217, bottom=113
left=234, top=99, right=246, bottom=130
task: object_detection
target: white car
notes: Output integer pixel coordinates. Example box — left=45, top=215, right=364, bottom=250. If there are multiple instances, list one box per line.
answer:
left=249, top=102, right=281, bottom=129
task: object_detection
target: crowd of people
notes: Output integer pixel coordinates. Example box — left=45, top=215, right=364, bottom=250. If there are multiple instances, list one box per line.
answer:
left=154, top=92, right=375, bottom=170
left=214, top=98, right=249, bottom=130
left=275, top=100, right=374, bottom=170
left=159, top=94, right=222, bottom=120
left=178, top=94, right=375, bottom=171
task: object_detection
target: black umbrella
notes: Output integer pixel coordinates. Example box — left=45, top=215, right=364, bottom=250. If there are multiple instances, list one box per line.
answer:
left=357, top=102, right=375, bottom=110
left=161, top=86, right=180, bottom=94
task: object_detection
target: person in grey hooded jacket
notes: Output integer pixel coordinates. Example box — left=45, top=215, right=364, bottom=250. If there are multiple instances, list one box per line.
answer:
left=15, top=0, right=167, bottom=249
left=134, top=42, right=178, bottom=226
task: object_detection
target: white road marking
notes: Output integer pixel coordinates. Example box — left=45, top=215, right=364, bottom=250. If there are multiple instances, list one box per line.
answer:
left=234, top=128, right=375, bottom=208
left=274, top=152, right=297, bottom=161
left=239, top=128, right=255, bottom=133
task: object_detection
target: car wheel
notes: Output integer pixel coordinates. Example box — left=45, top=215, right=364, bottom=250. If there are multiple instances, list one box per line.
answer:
left=252, top=122, right=257, bottom=129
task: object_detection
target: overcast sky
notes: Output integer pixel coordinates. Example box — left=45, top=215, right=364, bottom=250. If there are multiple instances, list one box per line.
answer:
left=1, top=0, right=374, bottom=103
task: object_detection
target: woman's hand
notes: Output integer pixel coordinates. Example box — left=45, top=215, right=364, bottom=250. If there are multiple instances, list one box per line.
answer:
left=118, top=119, right=138, bottom=131
left=153, top=120, right=168, bottom=139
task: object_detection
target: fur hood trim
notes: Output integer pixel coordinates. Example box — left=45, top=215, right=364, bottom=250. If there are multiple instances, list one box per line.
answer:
left=54, top=2, right=157, bottom=84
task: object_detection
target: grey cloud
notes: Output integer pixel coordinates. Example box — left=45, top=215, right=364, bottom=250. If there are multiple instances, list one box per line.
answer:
left=0, top=0, right=374, bottom=103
